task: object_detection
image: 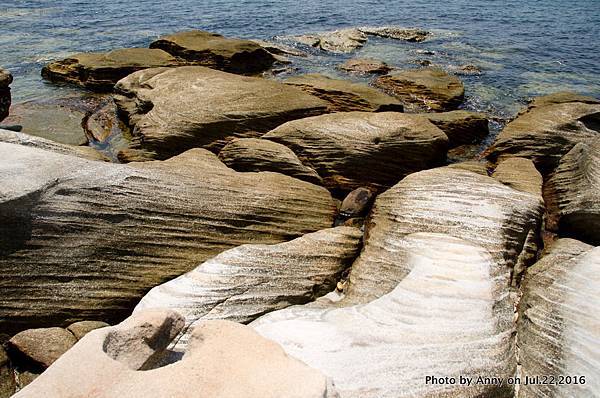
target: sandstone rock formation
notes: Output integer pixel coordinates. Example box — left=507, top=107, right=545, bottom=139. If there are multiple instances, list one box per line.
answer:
left=518, top=241, right=599, bottom=397
left=114, top=66, right=328, bottom=161
left=253, top=232, right=515, bottom=398
left=263, top=112, right=448, bottom=193
left=0, top=144, right=335, bottom=334
left=292, top=28, right=367, bottom=53
left=358, top=26, right=430, bottom=42
left=14, top=310, right=338, bottom=398
left=338, top=58, right=391, bottom=75
left=41, top=48, right=180, bottom=91
left=492, top=157, right=543, bottom=196
left=446, top=160, right=489, bottom=175
left=374, top=67, right=465, bottom=112
left=486, top=93, right=600, bottom=173
left=284, top=74, right=403, bottom=112
left=218, top=138, right=322, bottom=184
left=252, top=40, right=308, bottom=57
left=7, top=328, right=77, bottom=368
left=0, top=68, right=11, bottom=122
left=424, top=110, right=489, bottom=147
left=149, top=30, right=276, bottom=74
left=135, top=227, right=362, bottom=349
left=544, top=139, right=600, bottom=245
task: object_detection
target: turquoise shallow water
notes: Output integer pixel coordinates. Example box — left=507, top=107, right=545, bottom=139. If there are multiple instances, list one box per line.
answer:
left=1, top=0, right=599, bottom=118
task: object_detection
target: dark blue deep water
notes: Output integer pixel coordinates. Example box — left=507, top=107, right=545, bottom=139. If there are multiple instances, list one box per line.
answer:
left=1, top=0, right=599, bottom=117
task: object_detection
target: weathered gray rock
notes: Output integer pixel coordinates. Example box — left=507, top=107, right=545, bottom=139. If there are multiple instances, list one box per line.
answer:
left=338, top=58, right=391, bottom=75
left=135, top=227, right=362, bottom=349
left=284, top=74, right=403, bottom=112
left=218, top=138, right=322, bottom=185
left=66, top=321, right=110, bottom=340
left=486, top=93, right=600, bottom=173
left=41, top=48, right=181, bottom=91
left=544, top=139, right=600, bottom=245
left=114, top=66, right=328, bottom=161
left=0, top=144, right=336, bottom=334
left=0, top=68, right=11, bottom=122
left=492, top=157, right=543, bottom=196
left=292, top=28, right=367, bottom=53
left=7, top=328, right=77, bottom=368
left=374, top=67, right=465, bottom=112
left=518, top=242, right=599, bottom=397
left=358, top=26, right=430, bottom=42
left=14, top=311, right=338, bottom=398
left=149, top=30, right=276, bottom=74
left=424, top=110, right=489, bottom=147
left=253, top=232, right=515, bottom=398
left=263, top=112, right=448, bottom=193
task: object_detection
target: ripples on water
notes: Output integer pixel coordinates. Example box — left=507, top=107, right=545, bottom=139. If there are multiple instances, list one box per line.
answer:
left=1, top=0, right=599, bottom=119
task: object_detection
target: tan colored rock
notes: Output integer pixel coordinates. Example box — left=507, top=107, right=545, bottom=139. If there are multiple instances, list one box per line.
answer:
left=149, top=30, right=275, bottom=74
left=114, top=66, right=328, bottom=161
left=374, top=67, right=465, bottom=112
left=66, top=321, right=109, bottom=340
left=14, top=311, right=338, bottom=398
left=486, top=93, right=600, bottom=173
left=358, top=26, right=430, bottom=42
left=83, top=98, right=126, bottom=143
left=41, top=48, right=180, bottom=91
left=252, top=40, right=308, bottom=57
left=424, top=110, right=489, bottom=147
left=292, top=28, right=367, bottom=53
left=263, top=111, right=448, bottom=192
left=218, top=138, right=322, bottom=185
left=525, top=91, right=600, bottom=110
left=7, top=328, right=77, bottom=368
left=338, top=58, right=391, bottom=75
left=135, top=227, right=362, bottom=349
left=339, top=187, right=374, bottom=218
left=492, top=157, right=543, bottom=196
left=518, top=243, right=599, bottom=397
left=446, top=160, right=489, bottom=175
left=544, top=139, right=600, bottom=245
left=0, top=144, right=335, bottom=334
left=0, top=68, right=11, bottom=122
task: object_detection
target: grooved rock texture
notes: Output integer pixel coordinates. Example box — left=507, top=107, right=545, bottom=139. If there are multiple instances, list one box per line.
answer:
left=41, top=48, right=181, bottom=91
left=263, top=112, right=448, bottom=193
left=345, top=167, right=544, bottom=301
left=486, top=93, right=600, bottom=173
left=424, top=110, right=489, bottom=147
left=0, top=144, right=336, bottom=334
left=14, top=311, right=338, bottom=398
left=492, top=157, right=543, bottom=196
left=373, top=67, right=465, bottom=112
left=218, top=138, right=322, bottom=185
left=0, top=68, right=11, bottom=121
left=357, top=26, right=430, bottom=42
left=292, top=28, right=367, bottom=53
left=135, top=227, right=362, bottom=349
left=284, top=74, right=403, bottom=112
left=518, top=242, right=599, bottom=397
left=150, top=30, right=276, bottom=74
left=0, top=129, right=108, bottom=161
left=544, top=140, right=600, bottom=245
left=338, top=58, right=391, bottom=75
left=7, top=328, right=77, bottom=369
left=114, top=66, right=328, bottom=161
left=253, top=233, right=515, bottom=398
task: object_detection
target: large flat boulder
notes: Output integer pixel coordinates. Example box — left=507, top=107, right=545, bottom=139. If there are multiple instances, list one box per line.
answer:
left=373, top=67, right=465, bottom=112
left=41, top=48, right=181, bottom=91
left=284, top=74, right=403, bottom=112
left=14, top=310, right=337, bottom=398
left=253, top=233, right=515, bottom=398
left=7, top=328, right=77, bottom=369
left=263, top=111, right=448, bottom=193
left=135, top=227, right=362, bottom=349
left=149, top=30, right=276, bottom=74
left=291, top=28, right=367, bottom=53
left=0, top=144, right=335, bottom=334
left=544, top=139, right=600, bottom=245
left=358, top=26, right=430, bottom=42
left=338, top=58, right=391, bottom=75
left=114, top=66, right=328, bottom=161
left=0, top=68, right=11, bottom=121
left=518, top=241, right=599, bottom=397
left=486, top=93, right=600, bottom=173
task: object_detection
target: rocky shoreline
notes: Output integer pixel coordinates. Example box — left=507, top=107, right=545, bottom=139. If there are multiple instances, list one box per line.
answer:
left=0, top=26, right=598, bottom=398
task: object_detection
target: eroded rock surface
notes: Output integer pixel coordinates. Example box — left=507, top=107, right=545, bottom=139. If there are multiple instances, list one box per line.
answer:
left=292, top=28, right=367, bottom=53
left=358, top=26, right=430, bottom=42
left=424, top=110, right=489, bottom=147
left=67, top=321, right=109, bottom=340
left=492, top=157, right=543, bottom=197
left=338, top=58, right=391, bottom=75
left=7, top=328, right=77, bottom=369
left=0, top=68, right=11, bottom=122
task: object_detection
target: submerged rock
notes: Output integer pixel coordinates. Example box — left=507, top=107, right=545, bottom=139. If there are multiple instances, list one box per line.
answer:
left=358, top=26, right=430, bottom=42
left=424, top=110, right=489, bottom=147
left=0, top=144, right=335, bottom=334
left=252, top=40, right=308, bottom=57
left=14, top=311, right=338, bottom=398
left=7, top=328, right=77, bottom=369
left=218, top=138, right=322, bottom=185
left=284, top=74, right=403, bottom=112
left=374, top=67, right=465, bottom=112
left=114, top=66, right=328, bottom=161
left=263, top=112, right=448, bottom=193
left=0, top=68, right=11, bottom=122
left=149, top=30, right=276, bottom=74
left=135, top=227, right=362, bottom=349
left=338, top=58, right=391, bottom=75
left=292, top=28, right=367, bottom=53
left=41, top=48, right=180, bottom=91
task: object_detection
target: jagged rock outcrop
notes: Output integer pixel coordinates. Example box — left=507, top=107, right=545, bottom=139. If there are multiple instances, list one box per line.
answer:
left=492, top=157, right=543, bottom=196
left=518, top=241, right=599, bottom=397
left=338, top=58, right=391, bottom=75
left=263, top=112, right=448, bottom=193
left=358, top=26, right=430, bottom=42
left=486, top=93, right=600, bottom=173
left=41, top=48, right=181, bottom=91
left=292, top=28, right=367, bottom=53
left=284, top=74, right=403, bottom=112
left=544, top=139, right=600, bottom=245
left=149, top=30, right=276, bottom=74
left=374, top=67, right=465, bottom=112
left=0, top=68, right=11, bottom=122
left=135, top=227, right=362, bottom=349
left=114, top=66, right=328, bottom=161
left=14, top=310, right=338, bottom=398
left=253, top=232, right=515, bottom=398
left=424, top=110, right=489, bottom=147
left=218, top=138, right=322, bottom=185
left=0, top=144, right=335, bottom=334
